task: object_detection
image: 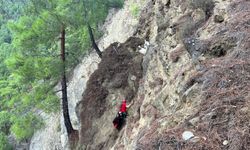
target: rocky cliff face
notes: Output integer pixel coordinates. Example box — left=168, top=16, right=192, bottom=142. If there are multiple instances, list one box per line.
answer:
left=30, top=0, right=142, bottom=149
left=77, top=0, right=250, bottom=149
left=31, top=0, right=250, bottom=149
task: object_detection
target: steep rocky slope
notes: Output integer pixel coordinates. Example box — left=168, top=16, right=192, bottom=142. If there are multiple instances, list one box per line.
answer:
left=77, top=0, right=250, bottom=149
left=30, top=0, right=250, bottom=149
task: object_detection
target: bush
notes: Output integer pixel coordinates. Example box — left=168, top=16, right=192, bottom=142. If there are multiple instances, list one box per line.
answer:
left=0, top=111, right=11, bottom=134
left=107, top=0, right=124, bottom=8
left=0, top=133, right=12, bottom=150
left=10, top=114, right=43, bottom=141
left=130, top=3, right=140, bottom=17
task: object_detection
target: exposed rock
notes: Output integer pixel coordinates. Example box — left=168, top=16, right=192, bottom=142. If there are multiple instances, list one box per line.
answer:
left=31, top=0, right=250, bottom=149
left=190, top=136, right=200, bottom=143
left=77, top=37, right=144, bottom=148
left=168, top=44, right=185, bottom=63
left=188, top=117, right=200, bottom=126
left=30, top=113, right=62, bottom=150
left=183, top=37, right=208, bottom=59
left=214, top=15, right=224, bottom=23
left=130, top=75, right=137, bottom=81
left=223, top=140, right=229, bottom=145
left=138, top=46, right=147, bottom=55
left=182, top=131, right=194, bottom=141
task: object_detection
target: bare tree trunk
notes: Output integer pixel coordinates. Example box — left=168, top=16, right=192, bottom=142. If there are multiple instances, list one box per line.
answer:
left=87, top=24, right=102, bottom=58
left=60, top=26, right=74, bottom=135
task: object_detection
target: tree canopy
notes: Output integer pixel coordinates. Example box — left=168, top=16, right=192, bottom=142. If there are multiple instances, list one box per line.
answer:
left=0, top=0, right=124, bottom=148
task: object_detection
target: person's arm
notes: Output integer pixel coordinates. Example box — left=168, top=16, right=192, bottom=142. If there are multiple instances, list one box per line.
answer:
left=126, top=100, right=134, bottom=109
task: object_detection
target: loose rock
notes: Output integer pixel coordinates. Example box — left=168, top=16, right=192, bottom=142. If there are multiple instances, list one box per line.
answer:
left=182, top=131, right=194, bottom=141
left=223, top=140, right=229, bottom=145
left=214, top=15, right=224, bottom=23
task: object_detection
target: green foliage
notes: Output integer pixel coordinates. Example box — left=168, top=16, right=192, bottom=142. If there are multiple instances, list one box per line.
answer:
left=0, top=132, right=12, bottom=150
left=0, top=43, right=14, bottom=75
left=0, top=111, right=11, bottom=134
left=32, top=83, right=60, bottom=112
left=106, top=0, right=124, bottom=8
left=0, top=24, right=11, bottom=43
left=5, top=55, right=62, bottom=83
left=0, top=0, right=26, bottom=20
left=65, top=26, right=91, bottom=67
left=8, top=16, right=60, bottom=56
left=10, top=114, right=44, bottom=141
left=0, top=0, right=125, bottom=143
left=130, top=3, right=140, bottom=17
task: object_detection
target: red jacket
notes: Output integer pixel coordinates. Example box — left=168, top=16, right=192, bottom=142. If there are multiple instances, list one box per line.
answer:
left=119, top=100, right=127, bottom=112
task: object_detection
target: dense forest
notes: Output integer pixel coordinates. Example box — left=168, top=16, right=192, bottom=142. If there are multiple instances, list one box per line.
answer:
left=0, top=0, right=124, bottom=149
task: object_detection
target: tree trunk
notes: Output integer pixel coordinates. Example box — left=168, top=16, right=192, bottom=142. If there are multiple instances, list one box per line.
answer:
left=87, top=24, right=102, bottom=58
left=60, top=27, right=74, bottom=135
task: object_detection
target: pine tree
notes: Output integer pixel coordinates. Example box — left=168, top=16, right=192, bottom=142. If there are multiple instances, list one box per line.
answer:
left=0, top=0, right=124, bottom=146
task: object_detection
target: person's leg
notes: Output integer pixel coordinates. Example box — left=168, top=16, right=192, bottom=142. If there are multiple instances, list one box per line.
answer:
left=117, top=116, right=124, bottom=130
left=113, top=116, right=120, bottom=128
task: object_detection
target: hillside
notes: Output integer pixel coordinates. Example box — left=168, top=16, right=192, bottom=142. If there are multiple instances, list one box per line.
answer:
left=76, top=0, right=250, bottom=149
left=30, top=0, right=250, bottom=149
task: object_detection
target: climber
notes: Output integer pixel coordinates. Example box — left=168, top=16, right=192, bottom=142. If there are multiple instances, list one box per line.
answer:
left=119, top=100, right=128, bottom=118
left=113, top=100, right=133, bottom=130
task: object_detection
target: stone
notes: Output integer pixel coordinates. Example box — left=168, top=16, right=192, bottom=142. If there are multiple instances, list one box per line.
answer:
left=182, top=131, right=194, bottom=141
left=214, top=15, right=224, bottom=23
left=189, top=117, right=199, bottom=126
left=138, top=46, right=147, bottom=55
left=223, top=140, right=229, bottom=145
left=192, top=9, right=206, bottom=22
left=162, top=0, right=170, bottom=6
left=202, top=111, right=217, bottom=121
left=240, top=107, right=249, bottom=114
left=131, top=75, right=137, bottom=81
left=190, top=136, right=200, bottom=143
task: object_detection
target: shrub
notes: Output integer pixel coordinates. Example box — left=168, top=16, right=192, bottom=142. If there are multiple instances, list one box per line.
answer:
left=0, top=111, right=11, bottom=134
left=130, top=3, right=140, bottom=17
left=0, top=133, right=12, bottom=150
left=10, top=114, right=44, bottom=141
left=107, top=0, right=124, bottom=8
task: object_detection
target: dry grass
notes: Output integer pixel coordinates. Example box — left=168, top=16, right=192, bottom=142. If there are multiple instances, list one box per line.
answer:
left=136, top=55, right=250, bottom=150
